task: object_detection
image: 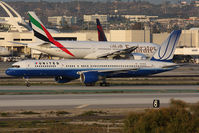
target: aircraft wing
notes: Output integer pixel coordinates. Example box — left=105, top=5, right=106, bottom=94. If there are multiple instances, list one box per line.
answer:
left=97, top=68, right=138, bottom=73
left=29, top=43, right=51, bottom=48
left=9, top=41, right=28, bottom=45
left=162, top=64, right=182, bottom=69
left=97, top=46, right=138, bottom=59
left=9, top=41, right=51, bottom=47
left=78, top=68, right=139, bottom=76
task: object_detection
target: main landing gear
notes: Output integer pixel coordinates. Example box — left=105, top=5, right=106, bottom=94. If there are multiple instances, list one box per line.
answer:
left=99, top=78, right=110, bottom=87
left=24, top=77, right=31, bottom=87
left=84, top=79, right=110, bottom=87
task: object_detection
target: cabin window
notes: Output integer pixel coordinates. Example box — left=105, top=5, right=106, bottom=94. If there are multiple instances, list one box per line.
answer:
left=21, top=39, right=32, bottom=41
left=12, top=65, right=20, bottom=68
left=13, top=39, right=20, bottom=41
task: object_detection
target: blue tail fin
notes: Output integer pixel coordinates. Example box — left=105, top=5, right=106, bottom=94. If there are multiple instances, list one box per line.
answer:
left=151, top=30, right=182, bottom=62
left=96, top=19, right=107, bottom=41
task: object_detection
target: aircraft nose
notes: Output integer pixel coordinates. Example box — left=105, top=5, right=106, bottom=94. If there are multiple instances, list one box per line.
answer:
left=5, top=69, right=15, bottom=76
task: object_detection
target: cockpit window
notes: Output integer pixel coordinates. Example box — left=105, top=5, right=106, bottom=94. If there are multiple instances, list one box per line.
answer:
left=12, top=65, right=20, bottom=68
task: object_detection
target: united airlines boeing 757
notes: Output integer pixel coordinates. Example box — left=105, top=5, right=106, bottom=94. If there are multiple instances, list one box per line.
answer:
left=23, top=12, right=159, bottom=59
left=6, top=30, right=181, bottom=86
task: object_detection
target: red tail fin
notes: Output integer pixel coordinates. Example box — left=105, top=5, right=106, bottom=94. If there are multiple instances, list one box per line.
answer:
left=96, top=19, right=107, bottom=41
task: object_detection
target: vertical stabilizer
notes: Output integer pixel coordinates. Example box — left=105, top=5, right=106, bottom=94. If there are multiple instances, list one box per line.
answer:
left=151, top=30, right=181, bottom=62
left=28, top=11, right=74, bottom=57
left=96, top=19, right=107, bottom=41
left=28, top=11, right=51, bottom=43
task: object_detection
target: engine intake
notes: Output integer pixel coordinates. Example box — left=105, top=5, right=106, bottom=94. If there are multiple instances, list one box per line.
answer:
left=80, top=71, right=99, bottom=84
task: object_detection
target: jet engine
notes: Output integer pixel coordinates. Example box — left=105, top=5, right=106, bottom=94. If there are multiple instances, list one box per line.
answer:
left=80, top=71, right=99, bottom=84
left=55, top=76, right=73, bottom=83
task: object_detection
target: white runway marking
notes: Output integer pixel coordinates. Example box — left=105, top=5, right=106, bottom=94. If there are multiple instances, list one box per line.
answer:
left=0, top=93, right=199, bottom=110
left=75, top=104, right=89, bottom=109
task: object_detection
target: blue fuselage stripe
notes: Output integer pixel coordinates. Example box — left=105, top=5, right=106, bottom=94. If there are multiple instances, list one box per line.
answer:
left=6, top=68, right=172, bottom=79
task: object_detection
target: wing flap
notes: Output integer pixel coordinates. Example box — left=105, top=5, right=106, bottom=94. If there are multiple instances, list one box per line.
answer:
left=9, top=41, right=51, bottom=47
left=77, top=68, right=139, bottom=75
left=162, top=64, right=181, bottom=69
left=95, top=46, right=138, bottom=59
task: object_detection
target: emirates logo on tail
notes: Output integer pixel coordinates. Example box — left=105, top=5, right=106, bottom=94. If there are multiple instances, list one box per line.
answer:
left=28, top=12, right=74, bottom=57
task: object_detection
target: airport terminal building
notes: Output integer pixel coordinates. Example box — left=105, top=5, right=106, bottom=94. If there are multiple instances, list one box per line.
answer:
left=0, top=1, right=199, bottom=63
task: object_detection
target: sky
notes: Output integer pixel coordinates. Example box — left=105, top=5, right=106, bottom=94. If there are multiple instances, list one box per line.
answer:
left=3, top=0, right=191, bottom=4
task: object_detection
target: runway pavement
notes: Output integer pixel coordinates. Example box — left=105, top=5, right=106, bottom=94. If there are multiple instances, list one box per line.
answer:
left=0, top=85, right=199, bottom=90
left=0, top=92, right=199, bottom=110
left=0, top=85, right=198, bottom=111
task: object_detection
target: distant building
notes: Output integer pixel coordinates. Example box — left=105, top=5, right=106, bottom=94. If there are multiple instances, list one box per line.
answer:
left=48, top=16, right=62, bottom=26
left=84, top=14, right=108, bottom=23
left=191, top=0, right=199, bottom=7
left=0, top=1, right=29, bottom=32
left=48, top=16, right=77, bottom=28
left=180, top=1, right=188, bottom=6
left=122, top=15, right=158, bottom=22
left=62, top=16, right=77, bottom=25
left=188, top=17, right=199, bottom=21
left=153, top=29, right=199, bottom=48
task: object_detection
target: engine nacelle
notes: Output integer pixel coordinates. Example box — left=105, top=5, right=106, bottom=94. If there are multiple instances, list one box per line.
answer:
left=55, top=76, right=72, bottom=83
left=80, top=71, right=99, bottom=84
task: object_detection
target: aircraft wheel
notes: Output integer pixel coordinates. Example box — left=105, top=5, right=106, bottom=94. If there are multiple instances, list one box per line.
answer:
left=100, top=82, right=110, bottom=87
left=85, top=83, right=95, bottom=86
left=105, top=83, right=110, bottom=86
left=26, top=82, right=31, bottom=87
left=24, top=78, right=31, bottom=87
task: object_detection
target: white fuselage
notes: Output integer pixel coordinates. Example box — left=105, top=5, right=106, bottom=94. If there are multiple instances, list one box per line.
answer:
left=13, top=59, right=172, bottom=69
left=7, top=59, right=176, bottom=78
left=29, top=41, right=159, bottom=59
left=6, top=59, right=177, bottom=84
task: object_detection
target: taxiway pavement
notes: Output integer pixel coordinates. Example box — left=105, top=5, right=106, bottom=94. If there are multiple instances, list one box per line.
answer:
left=0, top=85, right=199, bottom=90
left=0, top=92, right=198, bottom=110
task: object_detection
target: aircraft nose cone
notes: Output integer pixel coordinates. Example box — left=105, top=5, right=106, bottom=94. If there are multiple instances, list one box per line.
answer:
left=5, top=69, right=14, bottom=76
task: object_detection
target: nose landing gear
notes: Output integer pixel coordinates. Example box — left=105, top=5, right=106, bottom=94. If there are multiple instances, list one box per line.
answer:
left=24, top=77, right=31, bottom=87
